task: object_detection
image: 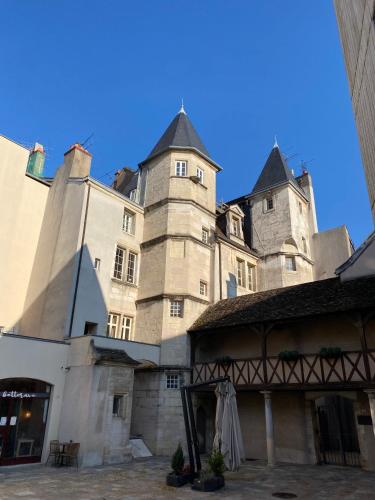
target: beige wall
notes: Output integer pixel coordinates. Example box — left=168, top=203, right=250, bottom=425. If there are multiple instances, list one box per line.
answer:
left=334, top=0, right=375, bottom=221
left=313, top=226, right=353, bottom=281
left=0, top=136, right=49, bottom=332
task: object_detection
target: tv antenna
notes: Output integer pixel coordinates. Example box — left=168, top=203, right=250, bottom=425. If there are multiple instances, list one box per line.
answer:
left=80, top=133, right=94, bottom=149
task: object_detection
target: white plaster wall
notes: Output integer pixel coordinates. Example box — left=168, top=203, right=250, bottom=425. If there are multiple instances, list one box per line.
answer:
left=0, top=136, right=49, bottom=332
left=0, top=334, right=69, bottom=462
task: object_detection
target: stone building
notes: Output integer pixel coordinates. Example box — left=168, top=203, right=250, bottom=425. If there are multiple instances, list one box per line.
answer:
left=0, top=106, right=352, bottom=466
left=334, top=0, right=375, bottom=222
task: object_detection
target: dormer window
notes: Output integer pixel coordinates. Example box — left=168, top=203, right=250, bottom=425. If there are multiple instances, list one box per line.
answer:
left=175, top=161, right=187, bottom=177
left=129, top=189, right=137, bottom=202
left=232, top=217, right=241, bottom=237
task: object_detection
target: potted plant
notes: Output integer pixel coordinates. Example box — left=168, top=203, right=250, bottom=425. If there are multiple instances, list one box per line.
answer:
left=166, top=443, right=191, bottom=487
left=192, top=449, right=225, bottom=492
left=278, top=350, right=300, bottom=361
left=319, top=347, right=342, bottom=359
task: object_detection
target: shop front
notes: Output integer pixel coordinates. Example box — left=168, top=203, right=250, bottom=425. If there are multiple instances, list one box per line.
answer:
left=0, top=378, right=51, bottom=465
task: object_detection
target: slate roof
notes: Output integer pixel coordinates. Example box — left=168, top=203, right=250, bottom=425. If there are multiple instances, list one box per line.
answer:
left=140, top=110, right=220, bottom=169
left=251, top=146, right=303, bottom=196
left=94, top=346, right=140, bottom=366
left=189, top=275, right=375, bottom=333
left=335, top=230, right=375, bottom=275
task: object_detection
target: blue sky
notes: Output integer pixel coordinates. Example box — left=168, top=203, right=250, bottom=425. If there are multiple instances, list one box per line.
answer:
left=0, top=0, right=372, bottom=246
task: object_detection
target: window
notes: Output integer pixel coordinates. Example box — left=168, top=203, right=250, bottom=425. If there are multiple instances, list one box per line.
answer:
left=247, top=264, right=256, bottom=291
left=94, top=258, right=101, bottom=270
left=266, top=197, right=274, bottom=211
left=84, top=322, right=98, bottom=335
left=196, top=167, right=204, bottom=183
left=107, top=313, right=120, bottom=338
left=299, top=201, right=303, bottom=214
left=285, top=256, right=296, bottom=271
left=200, top=280, right=207, bottom=296
left=237, top=259, right=245, bottom=287
left=175, top=161, right=187, bottom=177
left=121, top=316, right=133, bottom=340
left=302, top=237, right=307, bottom=253
left=113, top=395, right=123, bottom=417
left=129, top=189, right=137, bottom=202
left=202, top=227, right=209, bottom=244
left=170, top=300, right=183, bottom=317
left=232, top=217, right=240, bottom=236
left=126, top=252, right=137, bottom=283
left=123, top=208, right=134, bottom=234
left=113, top=246, right=125, bottom=280
left=166, top=374, right=180, bottom=389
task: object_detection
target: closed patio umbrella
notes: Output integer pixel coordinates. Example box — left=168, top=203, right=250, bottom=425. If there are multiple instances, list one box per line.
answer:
left=213, top=380, right=245, bottom=471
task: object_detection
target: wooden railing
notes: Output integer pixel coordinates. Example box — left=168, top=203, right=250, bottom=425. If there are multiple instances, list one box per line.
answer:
left=193, top=350, right=375, bottom=388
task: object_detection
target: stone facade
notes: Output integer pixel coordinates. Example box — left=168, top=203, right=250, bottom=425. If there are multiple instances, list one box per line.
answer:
left=334, top=0, right=375, bottom=222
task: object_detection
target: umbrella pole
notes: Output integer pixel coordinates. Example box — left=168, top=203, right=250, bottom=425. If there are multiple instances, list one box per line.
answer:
left=180, top=387, right=195, bottom=473
left=186, top=387, right=202, bottom=472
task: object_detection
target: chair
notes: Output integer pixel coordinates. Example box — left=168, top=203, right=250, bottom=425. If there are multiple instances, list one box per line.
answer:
left=59, top=442, right=80, bottom=469
left=46, top=440, right=60, bottom=466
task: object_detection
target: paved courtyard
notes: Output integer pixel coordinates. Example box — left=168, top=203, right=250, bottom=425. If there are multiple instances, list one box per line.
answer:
left=0, top=457, right=375, bottom=499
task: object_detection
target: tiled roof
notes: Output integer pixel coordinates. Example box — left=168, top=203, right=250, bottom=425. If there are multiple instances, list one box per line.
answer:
left=189, top=276, right=375, bottom=333
left=94, top=346, right=140, bottom=366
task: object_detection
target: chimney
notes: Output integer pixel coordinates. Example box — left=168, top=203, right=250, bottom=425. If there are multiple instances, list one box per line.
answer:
left=63, top=143, right=92, bottom=178
left=26, top=143, right=45, bottom=177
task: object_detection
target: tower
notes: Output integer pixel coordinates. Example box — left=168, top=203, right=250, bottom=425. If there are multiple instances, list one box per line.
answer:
left=248, top=142, right=317, bottom=290
left=131, top=107, right=221, bottom=453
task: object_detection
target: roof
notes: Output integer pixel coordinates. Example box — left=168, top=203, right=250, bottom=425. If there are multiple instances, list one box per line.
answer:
left=139, top=109, right=221, bottom=169
left=189, top=275, right=375, bottom=333
left=335, top=230, right=375, bottom=275
left=93, top=346, right=140, bottom=366
left=251, top=145, right=303, bottom=196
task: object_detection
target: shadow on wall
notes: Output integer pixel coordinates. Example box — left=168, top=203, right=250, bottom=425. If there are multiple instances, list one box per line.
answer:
left=17, top=244, right=108, bottom=340
left=227, top=272, right=238, bottom=298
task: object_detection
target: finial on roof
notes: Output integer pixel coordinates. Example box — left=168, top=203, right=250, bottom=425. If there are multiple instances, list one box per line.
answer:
left=273, top=136, right=279, bottom=149
left=179, top=98, right=186, bottom=114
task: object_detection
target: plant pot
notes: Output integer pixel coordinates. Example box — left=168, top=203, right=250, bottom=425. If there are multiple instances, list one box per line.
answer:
left=192, top=475, right=225, bottom=492
left=166, top=472, right=190, bottom=487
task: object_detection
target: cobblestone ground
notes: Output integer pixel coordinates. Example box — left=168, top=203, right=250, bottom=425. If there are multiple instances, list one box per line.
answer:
left=1, top=457, right=375, bottom=500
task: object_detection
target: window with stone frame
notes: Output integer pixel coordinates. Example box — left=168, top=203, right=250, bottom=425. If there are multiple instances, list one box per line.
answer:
left=285, top=255, right=297, bottom=271
left=170, top=300, right=183, bottom=317
left=166, top=374, right=180, bottom=389
left=266, top=196, right=274, bottom=211
left=113, top=246, right=126, bottom=280
left=237, top=259, right=245, bottom=287
left=107, top=313, right=121, bottom=338
left=120, top=316, right=133, bottom=340
left=199, top=280, right=208, bottom=296
left=175, top=160, right=187, bottom=177
left=232, top=217, right=241, bottom=236
left=202, top=227, right=209, bottom=244
left=126, top=252, right=137, bottom=284
left=247, top=263, right=256, bottom=291
left=196, top=167, right=204, bottom=183
left=122, top=208, right=135, bottom=234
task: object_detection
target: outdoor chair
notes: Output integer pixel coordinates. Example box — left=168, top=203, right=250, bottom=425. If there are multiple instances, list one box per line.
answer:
left=59, top=442, right=80, bottom=469
left=46, top=440, right=60, bottom=466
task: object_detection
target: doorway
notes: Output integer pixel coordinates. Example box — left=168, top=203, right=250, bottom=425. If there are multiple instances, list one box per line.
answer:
left=0, top=379, right=51, bottom=465
left=315, top=395, right=360, bottom=466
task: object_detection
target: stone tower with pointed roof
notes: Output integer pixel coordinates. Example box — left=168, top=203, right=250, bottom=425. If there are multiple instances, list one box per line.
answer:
left=238, top=143, right=319, bottom=290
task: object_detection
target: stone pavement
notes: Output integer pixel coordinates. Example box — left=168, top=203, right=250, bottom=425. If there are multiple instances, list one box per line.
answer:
left=0, top=457, right=375, bottom=500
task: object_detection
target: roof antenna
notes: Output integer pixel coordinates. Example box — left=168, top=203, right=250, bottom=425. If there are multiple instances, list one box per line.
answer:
left=179, top=98, right=186, bottom=114
left=273, top=135, right=278, bottom=149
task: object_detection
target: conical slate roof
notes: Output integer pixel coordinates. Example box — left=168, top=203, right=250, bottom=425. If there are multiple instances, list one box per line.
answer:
left=251, top=145, right=300, bottom=195
left=140, top=108, right=216, bottom=166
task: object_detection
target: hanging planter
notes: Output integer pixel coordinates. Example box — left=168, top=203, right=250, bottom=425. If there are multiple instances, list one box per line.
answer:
left=319, top=347, right=342, bottom=359
left=278, top=350, right=300, bottom=361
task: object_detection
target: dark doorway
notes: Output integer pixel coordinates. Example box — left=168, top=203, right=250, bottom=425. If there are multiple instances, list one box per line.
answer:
left=196, top=406, right=206, bottom=453
left=316, top=395, right=360, bottom=467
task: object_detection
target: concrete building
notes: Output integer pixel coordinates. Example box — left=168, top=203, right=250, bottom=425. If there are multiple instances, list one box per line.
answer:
left=0, top=106, right=353, bottom=466
left=334, top=0, right=375, bottom=222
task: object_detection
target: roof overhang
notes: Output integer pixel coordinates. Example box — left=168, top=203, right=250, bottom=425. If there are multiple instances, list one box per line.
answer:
left=138, top=146, right=222, bottom=172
